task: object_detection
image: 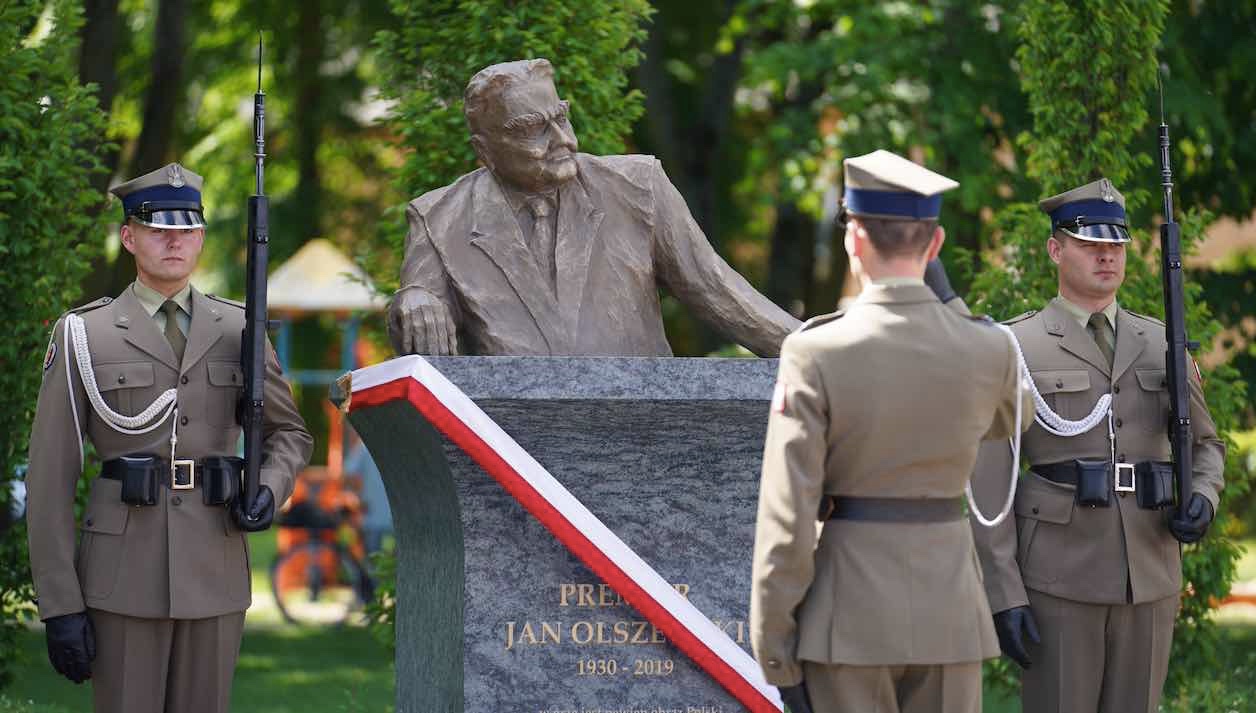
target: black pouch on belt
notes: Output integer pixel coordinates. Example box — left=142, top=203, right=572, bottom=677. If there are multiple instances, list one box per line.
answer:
left=201, top=456, right=243, bottom=507
left=1135, top=461, right=1175, bottom=510
left=1074, top=459, right=1112, bottom=508
left=118, top=455, right=159, bottom=507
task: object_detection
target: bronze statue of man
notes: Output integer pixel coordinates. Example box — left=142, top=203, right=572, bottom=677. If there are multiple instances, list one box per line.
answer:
left=387, top=58, right=799, bottom=357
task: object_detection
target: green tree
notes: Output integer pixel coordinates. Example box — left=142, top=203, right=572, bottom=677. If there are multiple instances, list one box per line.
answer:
left=716, top=0, right=1032, bottom=317
left=0, top=0, right=110, bottom=689
left=368, top=0, right=653, bottom=293
left=961, top=0, right=1251, bottom=697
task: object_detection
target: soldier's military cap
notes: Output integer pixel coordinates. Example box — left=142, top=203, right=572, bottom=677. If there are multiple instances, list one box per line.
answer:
left=1038, top=177, right=1130, bottom=244
left=109, top=162, right=206, bottom=229
left=842, top=150, right=958, bottom=221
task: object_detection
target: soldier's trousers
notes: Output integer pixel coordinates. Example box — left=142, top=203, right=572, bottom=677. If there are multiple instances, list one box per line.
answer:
left=88, top=608, right=246, bottom=713
left=802, top=660, right=981, bottom=713
left=1022, top=588, right=1178, bottom=713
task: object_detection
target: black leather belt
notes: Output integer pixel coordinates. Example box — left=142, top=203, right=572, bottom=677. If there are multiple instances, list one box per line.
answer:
left=101, top=455, right=242, bottom=489
left=1032, top=462, right=1078, bottom=485
left=823, top=496, right=967, bottom=523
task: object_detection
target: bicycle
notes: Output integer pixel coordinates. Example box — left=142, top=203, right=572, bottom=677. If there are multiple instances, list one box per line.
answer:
left=269, top=478, right=374, bottom=626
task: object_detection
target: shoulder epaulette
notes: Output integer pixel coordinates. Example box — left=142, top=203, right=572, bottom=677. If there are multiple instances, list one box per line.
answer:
left=966, top=314, right=996, bottom=326
left=67, top=296, right=113, bottom=315
left=206, top=294, right=245, bottom=309
left=796, top=310, right=845, bottom=333
left=1126, top=310, right=1165, bottom=327
left=1000, top=310, right=1037, bottom=326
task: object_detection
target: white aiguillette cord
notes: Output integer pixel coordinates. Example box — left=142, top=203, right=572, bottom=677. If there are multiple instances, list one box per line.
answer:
left=966, top=323, right=1112, bottom=527
left=63, top=313, right=179, bottom=470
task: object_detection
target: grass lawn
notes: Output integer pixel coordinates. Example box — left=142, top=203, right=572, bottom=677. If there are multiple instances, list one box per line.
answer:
left=5, top=536, right=1254, bottom=712
left=4, top=531, right=395, bottom=713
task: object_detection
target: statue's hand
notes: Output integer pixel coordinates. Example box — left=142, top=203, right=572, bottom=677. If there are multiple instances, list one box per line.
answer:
left=388, top=288, right=458, bottom=356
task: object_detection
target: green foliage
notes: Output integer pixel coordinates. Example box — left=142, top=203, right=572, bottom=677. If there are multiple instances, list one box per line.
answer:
left=0, top=0, right=110, bottom=689
left=368, top=0, right=653, bottom=294
left=963, top=0, right=1251, bottom=699
left=715, top=0, right=1032, bottom=310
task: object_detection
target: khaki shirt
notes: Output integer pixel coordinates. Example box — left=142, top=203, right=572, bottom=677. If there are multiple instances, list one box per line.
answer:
left=750, top=284, right=1032, bottom=685
left=970, top=298, right=1225, bottom=611
left=26, top=285, right=313, bottom=620
left=132, top=280, right=192, bottom=336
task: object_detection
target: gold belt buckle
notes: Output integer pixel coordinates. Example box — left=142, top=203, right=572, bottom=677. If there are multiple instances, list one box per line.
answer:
left=172, top=459, right=196, bottom=490
left=1114, top=462, right=1136, bottom=493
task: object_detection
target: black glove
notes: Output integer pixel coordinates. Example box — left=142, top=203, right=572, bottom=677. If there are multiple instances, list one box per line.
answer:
left=923, top=258, right=958, bottom=303
left=778, top=682, right=814, bottom=713
left=993, top=605, right=1040, bottom=669
left=45, top=611, right=95, bottom=683
left=1169, top=493, right=1214, bottom=544
left=231, top=485, right=275, bottom=532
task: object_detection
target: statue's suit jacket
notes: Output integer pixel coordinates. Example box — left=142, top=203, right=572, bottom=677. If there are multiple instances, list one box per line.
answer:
left=970, top=299, right=1225, bottom=612
left=27, top=286, right=312, bottom=621
left=749, top=284, right=1032, bottom=686
left=397, top=153, right=798, bottom=356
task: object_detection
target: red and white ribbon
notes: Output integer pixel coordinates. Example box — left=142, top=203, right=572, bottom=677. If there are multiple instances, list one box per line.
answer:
left=349, top=356, right=782, bottom=713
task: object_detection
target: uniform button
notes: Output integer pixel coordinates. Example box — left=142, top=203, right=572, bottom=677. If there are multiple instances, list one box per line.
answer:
left=1031, top=506, right=1039, bottom=515
left=180, top=415, right=189, bottom=426
left=84, top=517, right=94, bottom=527
left=181, top=375, right=189, bottom=385
left=117, top=375, right=126, bottom=384
left=1113, top=385, right=1120, bottom=394
left=1115, top=418, right=1123, bottom=428
left=171, top=495, right=182, bottom=506
left=1119, top=454, right=1126, bottom=462
left=1055, top=379, right=1064, bottom=388
left=1120, top=492, right=1128, bottom=499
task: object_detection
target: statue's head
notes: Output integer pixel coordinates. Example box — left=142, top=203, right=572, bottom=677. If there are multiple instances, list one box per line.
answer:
left=464, top=59, right=579, bottom=193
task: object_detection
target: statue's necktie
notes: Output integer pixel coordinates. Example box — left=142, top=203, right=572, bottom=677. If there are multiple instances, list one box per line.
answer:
left=161, top=300, right=187, bottom=364
left=527, top=195, right=556, bottom=288
left=1087, top=312, right=1114, bottom=367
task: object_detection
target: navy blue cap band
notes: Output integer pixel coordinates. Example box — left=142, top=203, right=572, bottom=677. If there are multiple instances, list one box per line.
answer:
left=121, top=184, right=202, bottom=219
left=1049, top=198, right=1125, bottom=231
left=844, top=188, right=942, bottom=219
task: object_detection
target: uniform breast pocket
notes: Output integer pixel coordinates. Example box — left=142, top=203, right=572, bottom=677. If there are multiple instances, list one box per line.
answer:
left=1133, top=368, right=1169, bottom=434
left=206, top=361, right=244, bottom=427
left=1031, top=369, right=1092, bottom=420
left=91, top=362, right=156, bottom=416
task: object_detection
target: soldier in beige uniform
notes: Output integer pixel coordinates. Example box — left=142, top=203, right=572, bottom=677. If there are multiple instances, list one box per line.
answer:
left=750, top=150, right=1033, bottom=713
left=970, top=178, right=1225, bottom=713
left=26, top=163, right=313, bottom=713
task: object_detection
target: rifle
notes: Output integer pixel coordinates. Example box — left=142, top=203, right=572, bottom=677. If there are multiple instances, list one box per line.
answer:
left=241, top=34, right=269, bottom=518
left=1155, top=69, right=1198, bottom=520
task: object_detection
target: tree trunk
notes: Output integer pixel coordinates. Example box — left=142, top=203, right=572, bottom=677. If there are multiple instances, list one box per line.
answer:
left=125, top=0, right=190, bottom=179
left=77, top=0, right=124, bottom=300
left=290, top=0, right=325, bottom=249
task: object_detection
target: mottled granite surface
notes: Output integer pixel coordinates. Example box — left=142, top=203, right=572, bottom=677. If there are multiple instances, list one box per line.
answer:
left=348, top=357, right=778, bottom=713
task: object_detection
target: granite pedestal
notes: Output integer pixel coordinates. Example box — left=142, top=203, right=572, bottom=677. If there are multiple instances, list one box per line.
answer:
left=344, top=356, right=778, bottom=713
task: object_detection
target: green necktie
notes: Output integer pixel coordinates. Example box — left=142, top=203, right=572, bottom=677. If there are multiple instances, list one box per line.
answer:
left=1087, top=312, right=1114, bottom=367
left=160, top=300, right=187, bottom=364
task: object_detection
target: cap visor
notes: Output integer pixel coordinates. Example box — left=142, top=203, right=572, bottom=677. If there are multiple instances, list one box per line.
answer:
left=133, top=209, right=205, bottom=229
left=1061, top=223, right=1130, bottom=243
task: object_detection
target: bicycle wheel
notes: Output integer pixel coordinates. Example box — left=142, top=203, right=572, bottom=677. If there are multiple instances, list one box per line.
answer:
left=269, top=541, right=371, bottom=626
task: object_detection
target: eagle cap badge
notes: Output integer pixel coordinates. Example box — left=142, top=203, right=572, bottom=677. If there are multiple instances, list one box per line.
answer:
left=167, top=164, right=186, bottom=188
